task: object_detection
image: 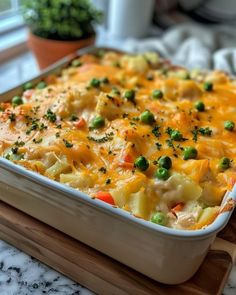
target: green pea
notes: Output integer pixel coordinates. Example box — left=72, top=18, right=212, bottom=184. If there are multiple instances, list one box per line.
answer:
left=224, top=120, right=235, bottom=131
left=12, top=96, right=23, bottom=106
left=37, top=81, right=47, bottom=89
left=140, top=110, right=155, bottom=125
left=90, top=116, right=105, bottom=129
left=134, top=156, right=149, bottom=171
left=194, top=101, right=205, bottom=112
left=23, top=82, right=33, bottom=90
left=123, top=89, right=135, bottom=102
left=71, top=59, right=82, bottom=67
left=219, top=157, right=231, bottom=171
left=151, top=212, right=167, bottom=226
left=183, top=146, right=198, bottom=160
left=203, top=81, right=213, bottom=91
left=158, top=156, right=172, bottom=170
left=170, top=130, right=183, bottom=141
left=152, top=89, right=163, bottom=99
left=154, top=167, right=170, bottom=180
left=90, top=78, right=101, bottom=88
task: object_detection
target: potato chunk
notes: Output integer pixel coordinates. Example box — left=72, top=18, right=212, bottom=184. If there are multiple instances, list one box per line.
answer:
left=128, top=188, right=148, bottom=219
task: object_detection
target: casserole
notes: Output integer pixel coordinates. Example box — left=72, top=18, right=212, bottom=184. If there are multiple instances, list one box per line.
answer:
left=0, top=47, right=235, bottom=284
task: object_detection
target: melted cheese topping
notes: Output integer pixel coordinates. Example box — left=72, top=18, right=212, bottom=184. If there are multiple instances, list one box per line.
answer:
left=1, top=51, right=235, bottom=230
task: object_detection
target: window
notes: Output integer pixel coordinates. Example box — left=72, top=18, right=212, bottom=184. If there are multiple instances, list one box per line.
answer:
left=0, top=0, right=24, bottom=36
left=0, top=0, right=27, bottom=61
left=0, top=0, right=22, bottom=19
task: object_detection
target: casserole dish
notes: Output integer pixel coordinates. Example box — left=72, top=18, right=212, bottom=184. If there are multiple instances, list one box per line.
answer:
left=0, top=46, right=235, bottom=284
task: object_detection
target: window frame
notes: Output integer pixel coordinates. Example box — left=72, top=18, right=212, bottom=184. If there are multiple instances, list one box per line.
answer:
left=0, top=0, right=24, bottom=35
left=0, top=0, right=22, bottom=19
left=0, top=0, right=28, bottom=64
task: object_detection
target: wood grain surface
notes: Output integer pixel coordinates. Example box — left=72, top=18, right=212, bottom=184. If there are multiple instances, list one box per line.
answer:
left=0, top=201, right=235, bottom=295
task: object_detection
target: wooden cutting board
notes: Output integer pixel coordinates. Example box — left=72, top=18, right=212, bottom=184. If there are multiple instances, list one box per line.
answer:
left=0, top=201, right=235, bottom=295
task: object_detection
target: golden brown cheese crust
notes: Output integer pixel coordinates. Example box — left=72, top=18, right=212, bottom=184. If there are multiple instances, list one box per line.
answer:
left=0, top=51, right=235, bottom=230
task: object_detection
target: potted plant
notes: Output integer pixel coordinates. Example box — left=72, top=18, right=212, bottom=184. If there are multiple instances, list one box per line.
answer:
left=22, top=0, right=102, bottom=69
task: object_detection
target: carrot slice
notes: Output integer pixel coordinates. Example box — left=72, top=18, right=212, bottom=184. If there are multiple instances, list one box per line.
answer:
left=118, top=152, right=134, bottom=169
left=23, top=89, right=35, bottom=100
left=118, top=161, right=134, bottom=169
left=171, top=202, right=184, bottom=215
left=74, top=118, right=86, bottom=128
left=123, top=153, right=133, bottom=163
left=96, top=191, right=115, bottom=205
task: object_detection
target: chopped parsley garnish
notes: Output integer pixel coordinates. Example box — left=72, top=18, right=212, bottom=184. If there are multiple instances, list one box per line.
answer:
left=63, top=139, right=73, bottom=148
left=9, top=113, right=16, bottom=122
left=70, top=114, right=78, bottom=121
left=176, top=144, right=184, bottom=151
left=113, top=61, right=120, bottom=68
left=192, top=128, right=198, bottom=142
left=166, top=139, right=176, bottom=151
left=5, top=154, right=11, bottom=160
left=87, top=132, right=114, bottom=143
left=55, top=132, right=60, bottom=138
left=14, top=140, right=25, bottom=147
left=99, top=167, right=107, bottom=174
left=166, top=127, right=173, bottom=136
left=101, top=77, right=109, bottom=84
left=33, top=138, right=43, bottom=144
left=152, top=126, right=161, bottom=138
left=45, top=109, right=57, bottom=122
left=155, top=142, right=162, bottom=150
left=107, top=94, right=114, bottom=101
left=56, top=124, right=62, bottom=129
left=105, top=178, right=111, bottom=185
left=199, top=127, right=212, bottom=136
left=39, top=123, right=48, bottom=131
left=32, top=106, right=40, bottom=114
left=192, top=126, right=212, bottom=141
left=112, top=87, right=121, bottom=95
left=26, top=121, right=38, bottom=134
left=11, top=147, right=18, bottom=154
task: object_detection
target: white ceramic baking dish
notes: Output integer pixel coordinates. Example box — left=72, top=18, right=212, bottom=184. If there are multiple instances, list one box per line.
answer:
left=0, top=47, right=235, bottom=284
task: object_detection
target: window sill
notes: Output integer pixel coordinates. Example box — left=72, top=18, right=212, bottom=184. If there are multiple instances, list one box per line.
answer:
left=0, top=15, right=25, bottom=35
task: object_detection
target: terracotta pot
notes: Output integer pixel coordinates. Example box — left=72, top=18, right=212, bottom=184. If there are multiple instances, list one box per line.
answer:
left=28, top=31, right=95, bottom=69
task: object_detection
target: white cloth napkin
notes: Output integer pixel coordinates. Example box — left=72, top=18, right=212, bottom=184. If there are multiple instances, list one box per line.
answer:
left=119, top=23, right=236, bottom=74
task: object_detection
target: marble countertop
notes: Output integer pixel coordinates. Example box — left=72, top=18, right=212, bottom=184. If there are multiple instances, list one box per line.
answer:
left=0, top=239, right=234, bottom=295
left=0, top=240, right=94, bottom=295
